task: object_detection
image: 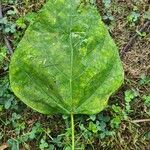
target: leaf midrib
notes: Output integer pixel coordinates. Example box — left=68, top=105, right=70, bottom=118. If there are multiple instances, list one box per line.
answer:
left=69, top=1, right=74, bottom=113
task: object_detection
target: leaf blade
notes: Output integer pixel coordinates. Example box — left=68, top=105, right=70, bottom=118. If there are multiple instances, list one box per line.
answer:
left=9, top=0, right=124, bottom=115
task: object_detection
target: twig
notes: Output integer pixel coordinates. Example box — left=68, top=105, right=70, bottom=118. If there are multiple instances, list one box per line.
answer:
left=4, top=37, right=13, bottom=54
left=120, top=20, right=150, bottom=58
left=132, top=119, right=150, bottom=123
left=0, top=2, right=13, bottom=54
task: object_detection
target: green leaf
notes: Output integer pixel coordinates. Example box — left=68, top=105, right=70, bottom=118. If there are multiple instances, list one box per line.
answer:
left=16, top=17, right=27, bottom=29
left=89, top=115, right=96, bottom=121
left=103, top=0, right=111, bottom=8
left=144, top=11, right=150, bottom=20
left=7, top=139, right=19, bottom=150
left=5, top=98, right=12, bottom=109
left=64, top=146, right=72, bottom=150
left=127, top=12, right=140, bottom=23
left=48, top=144, right=55, bottom=150
left=9, top=0, right=124, bottom=115
left=0, top=105, right=3, bottom=111
left=125, top=90, right=138, bottom=103
left=139, top=74, right=150, bottom=85
left=88, top=121, right=98, bottom=133
left=40, top=139, right=49, bottom=149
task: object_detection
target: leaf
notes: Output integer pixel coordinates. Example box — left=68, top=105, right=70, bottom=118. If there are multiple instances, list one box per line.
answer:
left=40, top=139, right=49, bottom=149
left=4, top=97, right=13, bottom=109
left=0, top=143, right=8, bottom=150
left=102, top=0, right=111, bottom=8
left=88, top=121, right=98, bottom=133
left=64, top=146, right=72, bottom=150
left=9, top=0, right=124, bottom=115
left=144, top=11, right=150, bottom=20
left=7, top=139, right=19, bottom=150
left=0, top=105, right=3, bottom=111
left=125, top=90, right=138, bottom=103
left=89, top=115, right=96, bottom=121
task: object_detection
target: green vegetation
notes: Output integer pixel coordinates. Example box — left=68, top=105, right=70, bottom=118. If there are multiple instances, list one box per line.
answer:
left=0, top=0, right=150, bottom=150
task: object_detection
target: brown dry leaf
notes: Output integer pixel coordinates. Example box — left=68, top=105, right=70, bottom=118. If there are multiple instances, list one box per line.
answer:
left=0, top=143, right=8, bottom=150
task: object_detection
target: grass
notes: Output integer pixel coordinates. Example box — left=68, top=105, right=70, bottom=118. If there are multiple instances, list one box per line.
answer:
left=0, top=0, right=150, bottom=149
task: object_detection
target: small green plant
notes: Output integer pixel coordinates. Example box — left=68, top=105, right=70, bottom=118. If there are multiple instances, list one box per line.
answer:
left=0, top=16, right=16, bottom=33
left=139, top=74, right=150, bottom=85
left=7, top=139, right=20, bottom=150
left=144, top=11, right=150, bottom=20
left=111, top=104, right=126, bottom=128
left=125, top=89, right=139, bottom=113
left=127, top=12, right=140, bottom=23
left=136, top=30, right=146, bottom=37
left=102, top=0, right=114, bottom=23
left=103, top=0, right=111, bottom=8
left=0, top=76, right=18, bottom=111
left=142, top=95, right=150, bottom=116
left=0, top=46, right=7, bottom=68
left=9, top=0, right=124, bottom=149
left=127, top=8, right=140, bottom=26
left=39, top=139, right=49, bottom=150
left=0, top=4, right=18, bottom=33
left=5, top=121, right=49, bottom=149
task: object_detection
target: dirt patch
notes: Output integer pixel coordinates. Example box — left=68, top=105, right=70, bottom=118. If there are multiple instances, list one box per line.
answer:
left=123, top=38, right=150, bottom=77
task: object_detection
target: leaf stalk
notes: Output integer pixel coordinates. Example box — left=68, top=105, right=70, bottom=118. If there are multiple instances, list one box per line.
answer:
left=71, top=113, right=75, bottom=150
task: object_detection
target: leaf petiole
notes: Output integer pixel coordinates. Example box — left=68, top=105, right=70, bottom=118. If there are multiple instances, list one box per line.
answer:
left=71, top=113, right=75, bottom=150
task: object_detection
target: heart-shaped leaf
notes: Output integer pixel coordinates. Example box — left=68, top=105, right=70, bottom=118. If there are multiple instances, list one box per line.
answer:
left=9, top=0, right=124, bottom=115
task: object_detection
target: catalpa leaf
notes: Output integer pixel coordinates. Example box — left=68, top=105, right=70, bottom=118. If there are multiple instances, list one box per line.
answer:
left=9, top=0, right=124, bottom=115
